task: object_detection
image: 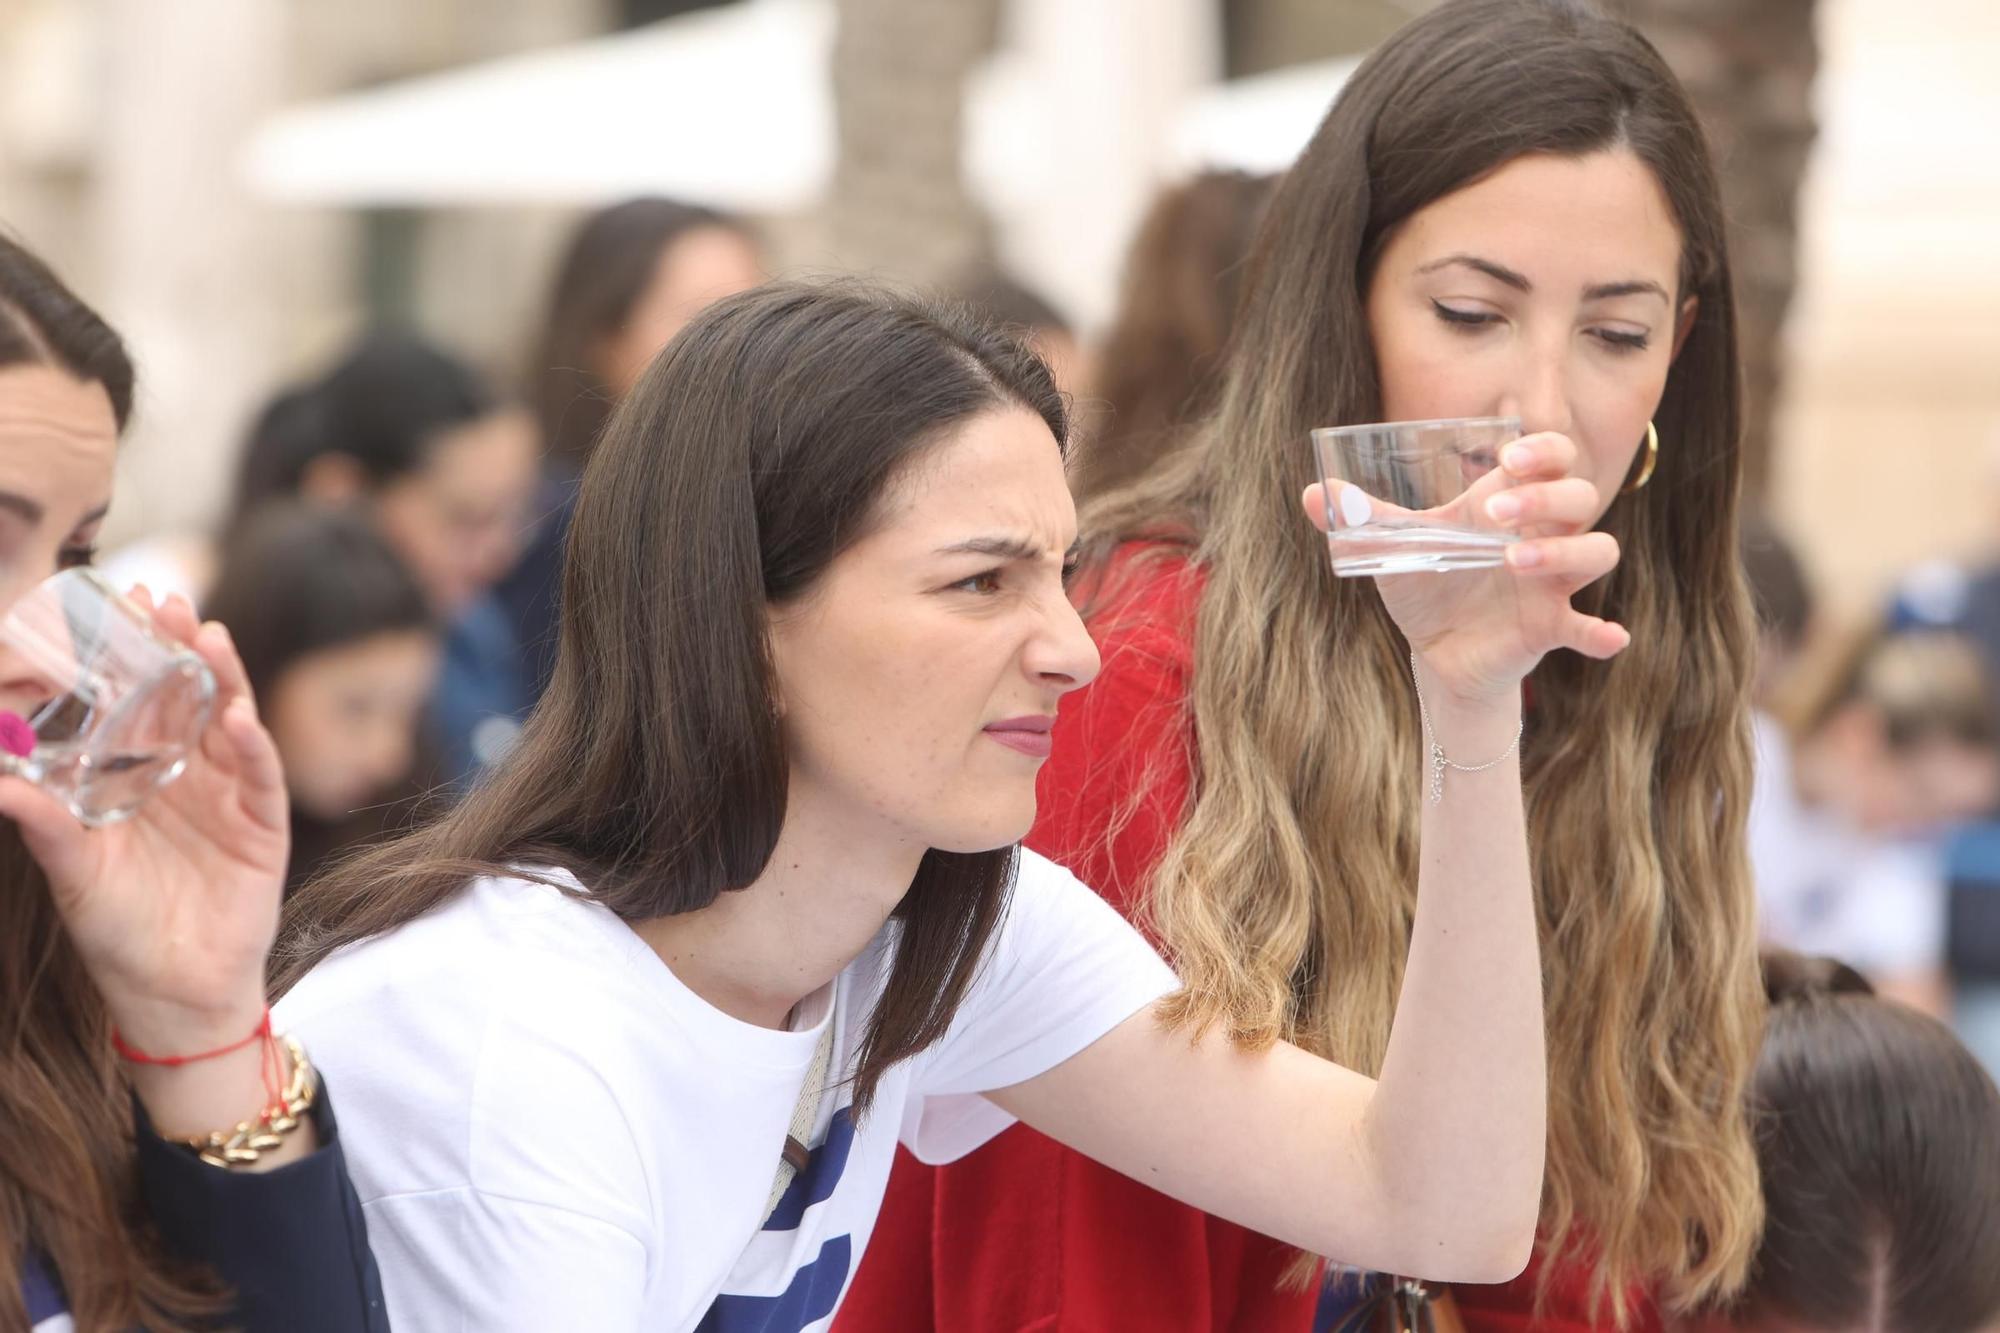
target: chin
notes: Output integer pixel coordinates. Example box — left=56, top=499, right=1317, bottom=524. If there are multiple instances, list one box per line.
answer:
left=926, top=804, right=1037, bottom=855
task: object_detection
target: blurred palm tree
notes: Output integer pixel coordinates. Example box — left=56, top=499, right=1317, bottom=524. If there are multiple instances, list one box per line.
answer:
left=823, top=0, right=1003, bottom=286
left=824, top=0, right=1819, bottom=493
left=1611, top=0, right=1820, bottom=495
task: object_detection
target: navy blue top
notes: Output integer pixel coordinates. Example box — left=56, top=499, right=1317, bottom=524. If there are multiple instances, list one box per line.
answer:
left=135, top=1078, right=389, bottom=1331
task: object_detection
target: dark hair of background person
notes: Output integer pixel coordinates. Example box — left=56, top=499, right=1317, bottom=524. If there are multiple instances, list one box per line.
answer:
left=202, top=502, right=438, bottom=895
left=276, top=281, right=1068, bottom=1114
left=1740, top=511, right=1814, bottom=659
left=228, top=330, right=501, bottom=524
left=1071, top=170, right=1276, bottom=504
left=1074, top=0, right=1765, bottom=1314
left=529, top=196, right=752, bottom=470
left=0, top=232, right=225, bottom=1330
left=1737, top=951, right=2000, bottom=1332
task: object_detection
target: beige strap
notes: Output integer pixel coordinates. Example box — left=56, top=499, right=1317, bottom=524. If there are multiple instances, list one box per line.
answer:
left=763, top=1012, right=836, bottom=1222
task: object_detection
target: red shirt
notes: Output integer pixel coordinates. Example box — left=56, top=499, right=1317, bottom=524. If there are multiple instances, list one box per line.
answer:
left=836, top=549, right=1658, bottom=1332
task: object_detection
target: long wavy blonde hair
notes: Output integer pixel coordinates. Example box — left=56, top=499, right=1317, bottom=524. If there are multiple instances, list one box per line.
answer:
left=1077, top=1, right=1764, bottom=1321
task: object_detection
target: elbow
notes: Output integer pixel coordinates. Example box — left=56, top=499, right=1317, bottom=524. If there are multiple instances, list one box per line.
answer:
left=1447, top=1225, right=1536, bottom=1286
left=1379, top=1200, right=1538, bottom=1286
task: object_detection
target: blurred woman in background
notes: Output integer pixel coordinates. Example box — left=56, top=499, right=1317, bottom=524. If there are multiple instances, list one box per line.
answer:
left=203, top=502, right=441, bottom=895
left=1071, top=169, right=1275, bottom=505
left=219, top=332, right=539, bottom=783
left=501, top=197, right=765, bottom=700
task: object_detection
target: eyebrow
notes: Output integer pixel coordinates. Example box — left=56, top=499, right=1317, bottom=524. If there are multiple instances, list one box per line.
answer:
left=1417, top=254, right=1669, bottom=304
left=935, top=535, right=1078, bottom=563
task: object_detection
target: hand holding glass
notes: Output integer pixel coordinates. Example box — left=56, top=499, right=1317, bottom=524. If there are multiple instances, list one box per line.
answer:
left=0, top=568, right=216, bottom=826
left=1310, top=416, right=1523, bottom=576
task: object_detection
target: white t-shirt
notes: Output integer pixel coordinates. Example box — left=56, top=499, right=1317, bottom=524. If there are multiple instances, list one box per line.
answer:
left=275, top=850, right=1177, bottom=1333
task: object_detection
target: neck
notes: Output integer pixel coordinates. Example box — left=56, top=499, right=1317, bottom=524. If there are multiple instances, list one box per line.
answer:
left=629, top=790, right=924, bottom=1029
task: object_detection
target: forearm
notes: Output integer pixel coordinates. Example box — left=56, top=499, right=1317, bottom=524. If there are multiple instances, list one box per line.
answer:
left=1363, top=666, right=1543, bottom=1279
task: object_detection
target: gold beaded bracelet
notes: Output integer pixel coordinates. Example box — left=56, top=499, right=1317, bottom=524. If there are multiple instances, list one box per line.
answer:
left=181, top=1034, right=318, bottom=1169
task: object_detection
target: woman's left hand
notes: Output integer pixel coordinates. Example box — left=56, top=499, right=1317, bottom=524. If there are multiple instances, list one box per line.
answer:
left=1304, top=430, right=1630, bottom=705
left=0, top=591, right=289, bottom=1054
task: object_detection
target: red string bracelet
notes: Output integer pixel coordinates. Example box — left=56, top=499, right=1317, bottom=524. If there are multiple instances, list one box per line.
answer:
left=112, top=1007, right=272, bottom=1068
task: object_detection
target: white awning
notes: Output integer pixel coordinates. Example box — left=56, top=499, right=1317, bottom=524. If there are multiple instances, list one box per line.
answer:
left=241, top=0, right=836, bottom=212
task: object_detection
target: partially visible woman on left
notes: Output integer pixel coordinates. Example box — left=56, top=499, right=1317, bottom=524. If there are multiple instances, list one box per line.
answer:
left=0, top=232, right=386, bottom=1330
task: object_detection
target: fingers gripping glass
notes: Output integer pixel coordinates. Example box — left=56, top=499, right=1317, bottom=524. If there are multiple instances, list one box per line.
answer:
left=1310, top=416, right=1523, bottom=576
left=0, top=569, right=216, bottom=826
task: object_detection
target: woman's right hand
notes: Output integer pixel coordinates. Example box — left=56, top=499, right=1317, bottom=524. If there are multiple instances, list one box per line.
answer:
left=0, top=591, right=290, bottom=1066
left=1304, top=430, right=1629, bottom=708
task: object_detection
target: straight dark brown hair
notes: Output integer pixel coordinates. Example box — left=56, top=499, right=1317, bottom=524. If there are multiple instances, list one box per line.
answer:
left=0, top=232, right=222, bottom=1330
left=275, top=281, right=1069, bottom=1112
left=1740, top=953, right=2000, bottom=1331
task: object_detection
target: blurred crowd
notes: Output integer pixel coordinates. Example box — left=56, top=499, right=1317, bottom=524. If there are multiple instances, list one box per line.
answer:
left=1744, top=498, right=2000, bottom=1074
left=100, top=159, right=2000, bottom=1097
left=47, top=148, right=2000, bottom=1327
left=88, top=171, right=1277, bottom=909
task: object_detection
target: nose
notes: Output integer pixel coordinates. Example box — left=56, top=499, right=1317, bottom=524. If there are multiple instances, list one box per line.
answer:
left=1025, top=594, right=1100, bottom=695
left=1496, top=335, right=1575, bottom=440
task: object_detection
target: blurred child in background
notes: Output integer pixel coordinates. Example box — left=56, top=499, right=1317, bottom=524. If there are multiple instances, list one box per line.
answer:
left=203, top=503, right=441, bottom=894
left=1766, top=628, right=2000, bottom=1014
left=231, top=332, right=538, bottom=782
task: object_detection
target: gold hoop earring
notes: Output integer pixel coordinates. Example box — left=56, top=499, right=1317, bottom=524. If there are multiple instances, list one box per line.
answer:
left=1623, top=419, right=1659, bottom=494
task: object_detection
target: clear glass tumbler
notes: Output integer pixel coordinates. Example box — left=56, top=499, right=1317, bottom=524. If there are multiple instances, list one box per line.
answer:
left=1309, top=415, right=1523, bottom=577
left=0, top=568, right=215, bottom=825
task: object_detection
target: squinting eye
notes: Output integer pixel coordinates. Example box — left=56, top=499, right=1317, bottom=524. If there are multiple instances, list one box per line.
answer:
left=58, top=544, right=99, bottom=570
left=951, top=570, right=1004, bottom=595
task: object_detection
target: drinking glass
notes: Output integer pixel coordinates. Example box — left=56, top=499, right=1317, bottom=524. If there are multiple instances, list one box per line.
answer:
left=0, top=568, right=215, bottom=826
left=1309, top=416, right=1523, bottom=576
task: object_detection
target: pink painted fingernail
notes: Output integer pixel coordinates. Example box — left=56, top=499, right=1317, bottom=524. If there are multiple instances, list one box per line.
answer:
left=1507, top=543, right=1543, bottom=569
left=1501, top=444, right=1534, bottom=472
left=1487, top=494, right=1522, bottom=522
left=0, top=711, right=34, bottom=759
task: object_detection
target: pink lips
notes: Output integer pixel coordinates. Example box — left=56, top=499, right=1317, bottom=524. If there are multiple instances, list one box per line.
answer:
left=984, top=715, right=1055, bottom=759
left=0, top=711, right=33, bottom=760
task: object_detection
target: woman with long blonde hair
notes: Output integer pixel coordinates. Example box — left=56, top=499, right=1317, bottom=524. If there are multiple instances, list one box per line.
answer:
left=843, top=1, right=1763, bottom=1328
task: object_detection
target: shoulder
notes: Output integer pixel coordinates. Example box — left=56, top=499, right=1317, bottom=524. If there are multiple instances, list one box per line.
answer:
left=279, top=872, right=659, bottom=1232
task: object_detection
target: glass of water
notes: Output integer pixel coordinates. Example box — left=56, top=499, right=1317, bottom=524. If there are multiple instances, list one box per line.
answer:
left=1309, top=416, right=1523, bottom=577
left=0, top=568, right=216, bottom=826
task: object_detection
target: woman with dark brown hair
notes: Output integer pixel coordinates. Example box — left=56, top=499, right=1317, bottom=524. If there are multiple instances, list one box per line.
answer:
left=0, top=232, right=384, bottom=1329
left=1072, top=170, right=1276, bottom=505
left=273, top=271, right=1625, bottom=1329
left=846, top=0, right=1763, bottom=1328
left=499, top=197, right=765, bottom=702
left=1674, top=953, right=2000, bottom=1333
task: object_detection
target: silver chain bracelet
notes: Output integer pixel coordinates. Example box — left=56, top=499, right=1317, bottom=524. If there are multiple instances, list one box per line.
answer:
left=1409, top=649, right=1524, bottom=804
